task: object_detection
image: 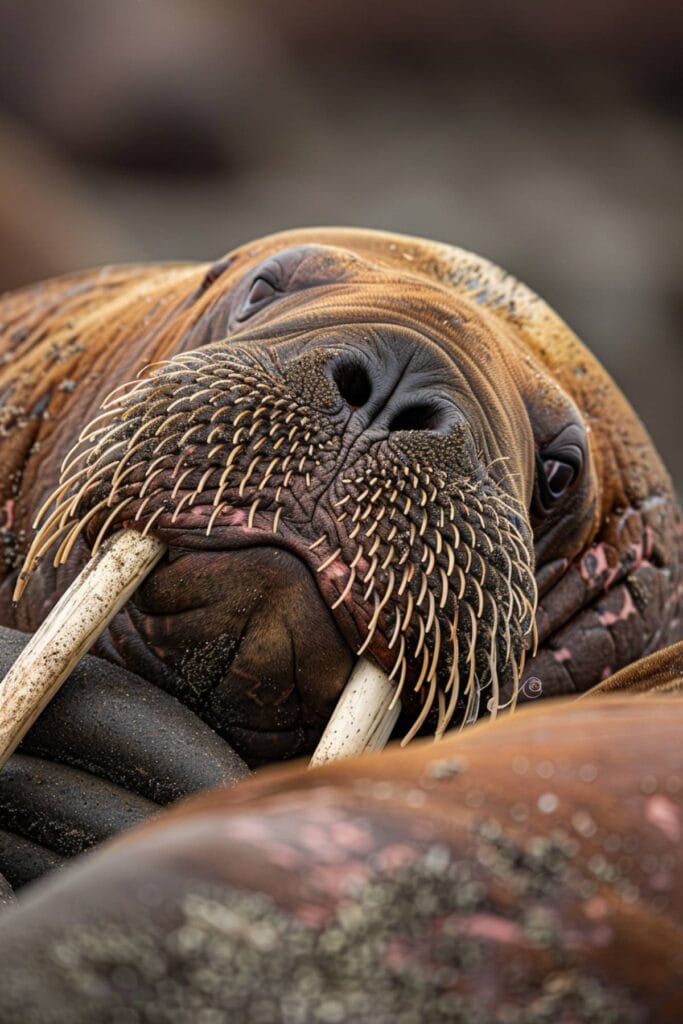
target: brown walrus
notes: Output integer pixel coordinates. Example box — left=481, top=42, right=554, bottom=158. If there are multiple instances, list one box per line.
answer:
left=0, top=691, right=681, bottom=1022
left=0, top=227, right=680, bottom=858
left=0, top=227, right=681, bottom=1019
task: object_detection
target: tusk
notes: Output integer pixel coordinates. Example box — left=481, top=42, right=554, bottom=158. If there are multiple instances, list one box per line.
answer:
left=0, top=530, right=165, bottom=769
left=309, top=657, right=399, bottom=768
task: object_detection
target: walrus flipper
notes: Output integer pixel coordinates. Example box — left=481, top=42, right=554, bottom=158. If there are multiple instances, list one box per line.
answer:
left=0, top=625, right=249, bottom=891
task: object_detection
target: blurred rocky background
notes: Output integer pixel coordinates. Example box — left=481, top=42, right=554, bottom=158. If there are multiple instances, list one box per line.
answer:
left=0, top=0, right=680, bottom=489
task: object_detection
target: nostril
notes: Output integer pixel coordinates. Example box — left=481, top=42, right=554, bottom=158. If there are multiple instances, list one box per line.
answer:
left=389, top=403, right=444, bottom=432
left=333, top=360, right=372, bottom=409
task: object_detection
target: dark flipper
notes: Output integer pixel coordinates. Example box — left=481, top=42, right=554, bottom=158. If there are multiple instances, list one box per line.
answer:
left=0, top=625, right=250, bottom=891
left=0, top=624, right=249, bottom=804
left=0, top=754, right=157, bottom=857
left=20, top=649, right=250, bottom=804
left=0, top=829, right=64, bottom=890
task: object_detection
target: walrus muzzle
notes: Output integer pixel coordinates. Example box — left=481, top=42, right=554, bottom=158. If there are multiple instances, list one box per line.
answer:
left=2, top=320, right=537, bottom=767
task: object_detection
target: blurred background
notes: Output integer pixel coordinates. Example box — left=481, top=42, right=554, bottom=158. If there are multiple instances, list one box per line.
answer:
left=0, top=0, right=680, bottom=490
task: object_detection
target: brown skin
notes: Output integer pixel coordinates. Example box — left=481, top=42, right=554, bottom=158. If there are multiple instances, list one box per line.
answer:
left=0, top=695, right=681, bottom=1022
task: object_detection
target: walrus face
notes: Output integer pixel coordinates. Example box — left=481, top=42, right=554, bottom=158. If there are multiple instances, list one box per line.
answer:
left=20, top=243, right=599, bottom=763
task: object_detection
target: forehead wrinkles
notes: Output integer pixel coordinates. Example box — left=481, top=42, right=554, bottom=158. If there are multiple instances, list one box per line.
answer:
left=229, top=273, right=509, bottom=361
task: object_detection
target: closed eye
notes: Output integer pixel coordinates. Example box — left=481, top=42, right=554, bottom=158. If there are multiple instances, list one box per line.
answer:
left=238, top=273, right=280, bottom=320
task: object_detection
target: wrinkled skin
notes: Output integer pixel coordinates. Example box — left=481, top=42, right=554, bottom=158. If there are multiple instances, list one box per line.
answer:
left=0, top=228, right=682, bottom=1018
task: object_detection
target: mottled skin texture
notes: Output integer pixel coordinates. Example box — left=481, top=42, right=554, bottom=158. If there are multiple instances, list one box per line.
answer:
left=0, top=696, right=681, bottom=1022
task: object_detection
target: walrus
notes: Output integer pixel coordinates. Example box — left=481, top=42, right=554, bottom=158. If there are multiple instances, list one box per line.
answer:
left=0, top=227, right=681, bottom=887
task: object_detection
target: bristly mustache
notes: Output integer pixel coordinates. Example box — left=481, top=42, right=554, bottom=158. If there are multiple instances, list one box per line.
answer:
left=17, top=344, right=538, bottom=742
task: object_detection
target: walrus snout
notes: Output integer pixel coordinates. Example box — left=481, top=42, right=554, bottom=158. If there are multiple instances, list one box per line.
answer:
left=8, top=234, right=551, bottom=760
left=16, top=321, right=537, bottom=755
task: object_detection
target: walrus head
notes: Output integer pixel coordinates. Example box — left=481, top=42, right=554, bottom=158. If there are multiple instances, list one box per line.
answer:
left=10, top=231, right=612, bottom=765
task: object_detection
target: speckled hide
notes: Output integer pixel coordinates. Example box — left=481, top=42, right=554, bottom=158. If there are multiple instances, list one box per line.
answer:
left=0, top=694, right=681, bottom=1022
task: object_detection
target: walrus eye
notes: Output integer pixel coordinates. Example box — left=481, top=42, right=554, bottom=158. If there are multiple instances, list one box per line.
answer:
left=534, top=422, right=586, bottom=513
left=543, top=458, right=576, bottom=498
left=247, top=276, right=277, bottom=306
left=237, top=271, right=281, bottom=320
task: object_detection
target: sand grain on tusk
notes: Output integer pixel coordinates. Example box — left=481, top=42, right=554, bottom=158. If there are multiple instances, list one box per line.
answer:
left=309, top=657, right=399, bottom=768
left=0, top=530, right=165, bottom=769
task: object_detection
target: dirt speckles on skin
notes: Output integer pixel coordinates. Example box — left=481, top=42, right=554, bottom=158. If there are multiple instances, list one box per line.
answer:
left=537, top=792, right=559, bottom=814
left=423, top=756, right=467, bottom=781
left=0, top=844, right=641, bottom=1023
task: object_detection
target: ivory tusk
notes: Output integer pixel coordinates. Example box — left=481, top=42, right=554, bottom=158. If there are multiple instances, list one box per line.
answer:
left=309, top=657, right=399, bottom=768
left=0, top=530, right=165, bottom=769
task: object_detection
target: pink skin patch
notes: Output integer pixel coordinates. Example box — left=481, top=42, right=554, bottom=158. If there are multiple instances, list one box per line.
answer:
left=298, top=802, right=346, bottom=824
left=580, top=543, right=610, bottom=585
left=218, top=816, right=270, bottom=844
left=580, top=542, right=622, bottom=590
left=0, top=499, right=13, bottom=530
left=220, top=507, right=250, bottom=529
left=583, top=897, right=609, bottom=920
left=299, top=823, right=348, bottom=863
left=553, top=647, right=572, bottom=664
left=383, top=940, right=413, bottom=970
left=295, top=903, right=334, bottom=928
left=629, top=540, right=644, bottom=571
left=317, top=557, right=350, bottom=589
left=315, top=554, right=374, bottom=640
left=310, top=861, right=373, bottom=900
left=645, top=796, right=681, bottom=843
left=330, top=821, right=375, bottom=854
left=266, top=842, right=305, bottom=870
left=597, top=589, right=636, bottom=627
left=456, top=913, right=523, bottom=945
left=373, top=843, right=420, bottom=872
